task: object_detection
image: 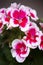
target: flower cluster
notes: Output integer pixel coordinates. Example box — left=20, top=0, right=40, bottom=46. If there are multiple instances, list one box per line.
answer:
left=0, top=2, right=43, bottom=63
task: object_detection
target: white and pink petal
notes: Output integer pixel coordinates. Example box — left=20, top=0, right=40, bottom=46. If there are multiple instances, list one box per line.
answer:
left=16, top=55, right=26, bottom=63
left=19, top=17, right=30, bottom=32
left=29, top=9, right=38, bottom=21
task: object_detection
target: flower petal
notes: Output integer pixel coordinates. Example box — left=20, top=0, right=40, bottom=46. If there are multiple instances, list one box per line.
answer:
left=9, top=18, right=19, bottom=27
left=11, top=49, right=16, bottom=57
left=20, top=47, right=30, bottom=57
left=30, top=9, right=38, bottom=21
left=19, top=17, right=30, bottom=32
left=16, top=55, right=26, bottom=63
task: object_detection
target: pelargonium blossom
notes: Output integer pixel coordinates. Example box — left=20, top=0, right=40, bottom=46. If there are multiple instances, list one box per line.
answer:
left=0, top=8, right=11, bottom=28
left=19, top=5, right=39, bottom=21
left=23, top=22, right=41, bottom=49
left=11, top=39, right=30, bottom=63
left=2, top=3, right=20, bottom=26
left=1, top=8, right=11, bottom=26
left=9, top=8, right=30, bottom=32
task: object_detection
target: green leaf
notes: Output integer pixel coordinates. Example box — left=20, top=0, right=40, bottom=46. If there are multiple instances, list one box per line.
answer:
left=2, top=44, right=13, bottom=62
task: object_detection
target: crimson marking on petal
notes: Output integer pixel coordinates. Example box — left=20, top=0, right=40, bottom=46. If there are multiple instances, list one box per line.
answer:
left=30, top=12, right=35, bottom=18
left=1, top=10, right=5, bottom=13
left=7, top=12, right=11, bottom=17
left=19, top=17, right=27, bottom=27
left=14, top=19, right=19, bottom=24
left=13, top=10, right=19, bottom=19
left=5, top=17, right=10, bottom=22
left=40, top=41, right=43, bottom=48
left=41, top=35, right=43, bottom=41
left=0, top=22, right=3, bottom=28
left=28, top=28, right=36, bottom=36
left=12, top=10, right=26, bottom=20
left=19, top=10, right=26, bottom=19
left=15, top=42, right=27, bottom=56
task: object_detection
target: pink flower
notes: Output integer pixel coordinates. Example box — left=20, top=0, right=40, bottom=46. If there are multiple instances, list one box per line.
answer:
left=29, top=9, right=38, bottom=21
left=10, top=9, right=30, bottom=32
left=1, top=8, right=12, bottom=28
left=0, top=8, right=10, bottom=27
left=23, top=22, right=41, bottom=49
left=6, top=2, right=20, bottom=19
left=11, top=39, right=30, bottom=63
left=38, top=34, right=43, bottom=50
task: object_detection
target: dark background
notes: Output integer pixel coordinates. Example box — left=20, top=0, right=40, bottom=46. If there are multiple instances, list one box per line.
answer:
left=0, top=0, right=43, bottom=18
